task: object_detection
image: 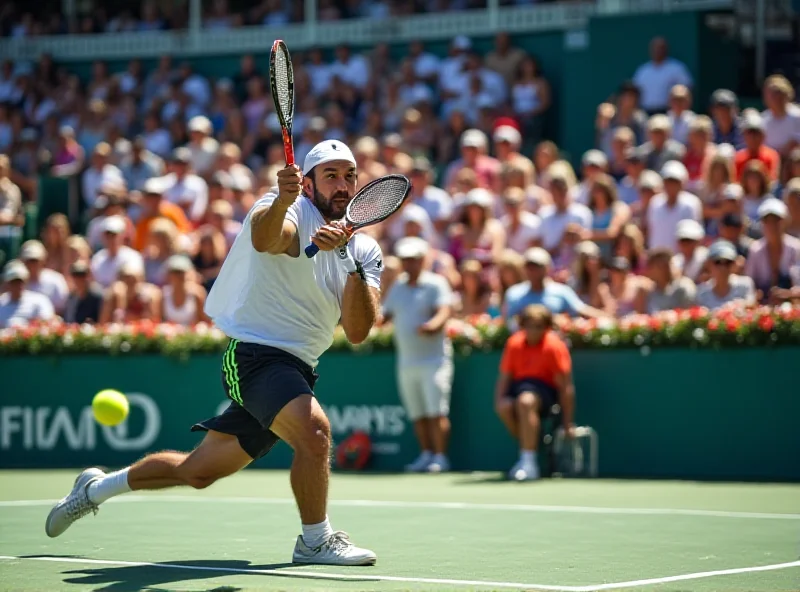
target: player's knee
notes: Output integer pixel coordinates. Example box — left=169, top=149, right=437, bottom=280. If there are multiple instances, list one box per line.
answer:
left=515, top=392, right=537, bottom=412
left=295, top=416, right=331, bottom=459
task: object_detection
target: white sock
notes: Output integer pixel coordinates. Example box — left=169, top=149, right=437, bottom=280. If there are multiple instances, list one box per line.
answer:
left=86, top=468, right=131, bottom=505
left=302, top=516, right=333, bottom=548
left=520, top=450, right=536, bottom=465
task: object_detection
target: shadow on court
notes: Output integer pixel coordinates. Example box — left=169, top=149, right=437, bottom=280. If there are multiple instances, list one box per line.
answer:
left=19, top=556, right=378, bottom=592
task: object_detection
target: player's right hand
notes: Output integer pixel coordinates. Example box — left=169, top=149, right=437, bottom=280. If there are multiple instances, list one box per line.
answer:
left=277, top=164, right=302, bottom=203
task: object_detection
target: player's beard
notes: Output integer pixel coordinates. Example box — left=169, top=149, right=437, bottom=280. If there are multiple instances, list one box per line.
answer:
left=312, top=186, right=350, bottom=221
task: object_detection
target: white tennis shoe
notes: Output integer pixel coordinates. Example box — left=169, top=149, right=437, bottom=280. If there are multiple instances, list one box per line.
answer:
left=427, top=455, right=450, bottom=473
left=292, top=531, right=377, bottom=566
left=45, top=467, right=105, bottom=538
left=404, top=452, right=433, bottom=473
left=513, top=462, right=540, bottom=482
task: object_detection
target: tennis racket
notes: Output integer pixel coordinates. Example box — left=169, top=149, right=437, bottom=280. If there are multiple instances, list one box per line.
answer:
left=305, top=174, right=412, bottom=258
left=269, top=39, right=295, bottom=166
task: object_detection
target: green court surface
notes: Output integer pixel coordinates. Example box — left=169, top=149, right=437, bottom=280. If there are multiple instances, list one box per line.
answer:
left=1, top=471, right=798, bottom=592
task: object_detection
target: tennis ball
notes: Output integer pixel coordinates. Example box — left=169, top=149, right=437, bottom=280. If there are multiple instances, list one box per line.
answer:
left=92, top=389, right=129, bottom=427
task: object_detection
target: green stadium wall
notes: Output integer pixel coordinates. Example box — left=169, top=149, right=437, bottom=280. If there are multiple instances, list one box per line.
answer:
left=1, top=348, right=798, bottom=481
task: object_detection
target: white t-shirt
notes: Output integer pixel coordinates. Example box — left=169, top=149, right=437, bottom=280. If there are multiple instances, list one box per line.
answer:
left=28, top=268, right=69, bottom=312
left=672, top=246, right=708, bottom=282
left=762, top=105, right=800, bottom=153
left=0, top=290, right=55, bottom=328
left=163, top=173, right=209, bottom=222
left=502, top=211, right=542, bottom=252
left=696, top=275, right=756, bottom=310
left=538, top=203, right=593, bottom=251
left=633, top=58, right=693, bottom=111
left=91, top=246, right=145, bottom=288
left=330, top=55, right=370, bottom=90
left=205, top=192, right=383, bottom=368
left=81, top=164, right=125, bottom=208
left=412, top=52, right=441, bottom=80
left=413, top=186, right=454, bottom=223
left=646, top=191, right=703, bottom=250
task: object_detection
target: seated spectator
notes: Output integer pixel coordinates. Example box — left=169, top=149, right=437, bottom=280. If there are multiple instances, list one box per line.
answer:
left=63, top=260, right=103, bottom=324
left=228, top=172, right=256, bottom=223
left=448, top=188, right=505, bottom=268
left=81, top=142, right=125, bottom=209
left=493, top=125, right=535, bottom=185
left=379, top=255, right=402, bottom=303
left=407, top=157, right=453, bottom=238
left=608, top=127, right=635, bottom=181
left=143, top=218, right=179, bottom=286
left=646, top=161, right=702, bottom=250
left=192, top=228, right=225, bottom=293
left=19, top=240, right=69, bottom=313
left=734, top=111, right=780, bottom=182
left=744, top=199, right=800, bottom=302
left=607, top=256, right=649, bottom=317
left=457, top=259, right=493, bottom=318
left=682, top=115, right=715, bottom=195
left=588, top=173, right=630, bottom=260
left=667, top=84, right=695, bottom=145
left=134, top=176, right=192, bottom=251
left=696, top=240, right=756, bottom=310
left=163, top=147, right=209, bottom=223
left=617, top=146, right=645, bottom=205
left=532, top=140, right=559, bottom=188
left=614, top=223, right=647, bottom=275
left=50, top=125, right=85, bottom=177
left=571, top=149, right=608, bottom=206
left=784, top=179, right=800, bottom=238
left=41, top=213, right=72, bottom=277
left=494, top=304, right=575, bottom=481
left=710, top=89, right=743, bottom=149
left=629, top=169, right=662, bottom=229
left=0, top=154, right=23, bottom=255
left=91, top=215, right=144, bottom=288
left=571, top=241, right=613, bottom=313
left=0, top=260, right=55, bottom=328
left=353, top=136, right=388, bottom=185
left=186, top=115, right=219, bottom=177
left=739, top=160, right=773, bottom=223
left=495, top=249, right=525, bottom=317
left=538, top=173, right=592, bottom=254
left=66, top=235, right=92, bottom=269
left=504, top=247, right=604, bottom=321
left=637, top=247, right=696, bottom=313
left=552, top=223, right=586, bottom=281
left=698, top=153, right=735, bottom=229
left=85, top=191, right=136, bottom=251
left=761, top=74, right=800, bottom=158
left=500, top=187, right=541, bottom=253
left=99, top=260, right=162, bottom=323
left=444, top=129, right=500, bottom=193
left=672, top=219, right=708, bottom=282
left=640, top=115, right=686, bottom=172
left=595, top=81, right=647, bottom=157
left=718, top=213, right=753, bottom=264
left=205, top=199, right=242, bottom=252
left=162, top=254, right=207, bottom=326
left=120, top=136, right=164, bottom=191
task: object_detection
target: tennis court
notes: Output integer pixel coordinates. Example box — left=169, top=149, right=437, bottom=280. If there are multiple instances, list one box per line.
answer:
left=1, top=470, right=798, bottom=592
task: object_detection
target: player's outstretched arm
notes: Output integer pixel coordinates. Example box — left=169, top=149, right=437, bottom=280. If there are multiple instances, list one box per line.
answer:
left=341, top=277, right=380, bottom=345
left=251, top=165, right=301, bottom=255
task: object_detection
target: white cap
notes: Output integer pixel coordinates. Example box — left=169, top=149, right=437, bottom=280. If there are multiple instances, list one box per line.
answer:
left=401, top=203, right=431, bottom=226
left=523, top=247, right=552, bottom=267
left=395, top=236, right=429, bottom=259
left=20, top=240, right=46, bottom=261
left=464, top=188, right=494, bottom=208
left=143, top=176, right=169, bottom=195
left=675, top=219, right=705, bottom=241
left=757, top=198, right=789, bottom=220
left=3, top=260, right=29, bottom=282
left=660, top=160, right=688, bottom=183
left=582, top=149, right=608, bottom=168
left=648, top=114, right=672, bottom=131
left=741, top=110, right=765, bottom=132
left=302, top=140, right=357, bottom=176
left=187, top=115, right=212, bottom=135
left=493, top=125, right=521, bottom=146
left=166, top=254, right=194, bottom=272
left=102, top=215, right=127, bottom=234
left=460, top=129, right=488, bottom=149
left=722, top=183, right=743, bottom=201
left=576, top=241, right=601, bottom=258
left=638, top=170, right=663, bottom=191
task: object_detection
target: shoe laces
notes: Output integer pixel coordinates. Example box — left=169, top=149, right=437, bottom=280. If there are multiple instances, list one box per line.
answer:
left=64, top=487, right=98, bottom=522
left=324, top=531, right=352, bottom=554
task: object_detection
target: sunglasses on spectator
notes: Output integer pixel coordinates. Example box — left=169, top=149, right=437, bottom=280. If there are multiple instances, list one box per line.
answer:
left=712, top=259, right=734, bottom=266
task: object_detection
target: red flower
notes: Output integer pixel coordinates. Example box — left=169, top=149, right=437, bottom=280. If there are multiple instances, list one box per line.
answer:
left=689, top=307, right=705, bottom=321
left=648, top=318, right=663, bottom=331
left=708, top=319, right=720, bottom=331
left=725, top=319, right=740, bottom=332
left=758, top=315, right=775, bottom=332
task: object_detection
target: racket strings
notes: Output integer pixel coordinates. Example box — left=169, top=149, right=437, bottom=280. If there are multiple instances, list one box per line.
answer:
left=347, top=178, right=409, bottom=226
left=273, top=49, right=293, bottom=124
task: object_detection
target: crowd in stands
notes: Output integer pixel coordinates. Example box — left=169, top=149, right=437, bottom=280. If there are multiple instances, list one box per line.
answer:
left=1, top=32, right=800, bottom=330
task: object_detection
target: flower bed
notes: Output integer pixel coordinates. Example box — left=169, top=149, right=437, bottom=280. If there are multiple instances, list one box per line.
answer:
left=1, top=305, right=799, bottom=357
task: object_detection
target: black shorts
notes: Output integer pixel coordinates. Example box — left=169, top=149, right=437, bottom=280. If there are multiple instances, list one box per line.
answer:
left=191, top=340, right=319, bottom=459
left=507, top=378, right=558, bottom=416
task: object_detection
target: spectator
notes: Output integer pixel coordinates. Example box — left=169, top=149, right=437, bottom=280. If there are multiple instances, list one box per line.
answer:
left=162, top=254, right=207, bottom=326
left=587, top=173, right=630, bottom=260
left=632, top=37, right=692, bottom=115
left=667, top=84, right=695, bottom=145
left=407, top=40, right=441, bottom=85
left=66, top=235, right=92, bottom=269
left=143, top=218, right=179, bottom=286
left=81, top=142, right=125, bottom=209
left=192, top=228, right=225, bottom=293
left=734, top=110, right=780, bottom=182
left=538, top=173, right=593, bottom=253
left=500, top=187, right=541, bottom=253
left=457, top=258, right=494, bottom=317
left=761, top=75, right=800, bottom=158
left=740, top=160, right=773, bottom=222
left=672, top=219, right=708, bottom=282
left=444, top=129, right=500, bottom=193
left=617, top=147, right=647, bottom=206
left=142, top=112, right=172, bottom=158
left=571, top=241, right=613, bottom=313
left=646, top=161, right=702, bottom=250
left=85, top=192, right=135, bottom=251
left=504, top=247, right=604, bottom=320
left=381, top=237, right=454, bottom=474
left=163, top=147, right=209, bottom=223
left=186, top=115, right=219, bottom=177
left=120, top=136, right=163, bottom=191
left=596, top=82, right=648, bottom=157
left=0, top=260, right=55, bottom=328
left=91, top=215, right=144, bottom=288
left=608, top=127, right=635, bottom=181
left=448, top=188, right=505, bottom=267
left=639, top=114, right=686, bottom=172
left=330, top=44, right=370, bottom=91
left=19, top=239, right=69, bottom=312
left=533, top=140, right=559, bottom=188
left=99, top=259, right=162, bottom=323
left=696, top=240, right=756, bottom=310
left=63, top=260, right=103, bottom=323
left=494, top=304, right=575, bottom=481
left=205, top=199, right=242, bottom=251
left=0, top=154, right=23, bottom=247
left=710, top=89, right=743, bottom=149
left=607, top=256, right=647, bottom=317
left=697, top=152, right=734, bottom=227
left=493, top=125, right=535, bottom=184
left=637, top=247, right=696, bottom=313
left=485, top=32, right=526, bottom=87
left=571, top=149, right=608, bottom=205
left=406, top=157, right=453, bottom=237
left=510, top=55, right=550, bottom=146
left=682, top=115, right=715, bottom=194
left=50, top=125, right=85, bottom=177
left=77, top=99, right=109, bottom=155
left=718, top=212, right=753, bottom=262
left=744, top=199, right=800, bottom=301
left=134, top=176, right=192, bottom=251
left=614, top=223, right=647, bottom=275
left=784, top=179, right=800, bottom=238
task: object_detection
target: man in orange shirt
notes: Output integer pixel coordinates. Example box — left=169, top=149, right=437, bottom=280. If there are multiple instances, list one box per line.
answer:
left=494, top=304, right=576, bottom=481
left=134, top=177, right=192, bottom=251
left=734, top=111, right=780, bottom=182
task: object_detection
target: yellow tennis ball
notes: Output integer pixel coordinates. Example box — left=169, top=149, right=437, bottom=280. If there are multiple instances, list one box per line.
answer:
left=92, top=389, right=129, bottom=427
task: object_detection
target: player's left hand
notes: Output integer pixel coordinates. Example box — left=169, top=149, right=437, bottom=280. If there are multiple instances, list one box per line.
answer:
left=311, top=223, right=351, bottom=251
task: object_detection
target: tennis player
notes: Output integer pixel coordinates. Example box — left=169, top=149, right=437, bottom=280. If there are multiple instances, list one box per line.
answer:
left=45, top=140, right=383, bottom=566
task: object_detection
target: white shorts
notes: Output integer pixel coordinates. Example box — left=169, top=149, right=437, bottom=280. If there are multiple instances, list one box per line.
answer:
left=397, top=360, right=453, bottom=421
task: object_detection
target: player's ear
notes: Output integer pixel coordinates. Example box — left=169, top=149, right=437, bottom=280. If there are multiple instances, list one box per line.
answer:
left=302, top=175, right=314, bottom=196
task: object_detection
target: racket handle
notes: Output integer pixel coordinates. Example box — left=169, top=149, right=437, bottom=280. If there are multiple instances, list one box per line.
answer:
left=282, top=129, right=295, bottom=166
left=305, top=243, right=320, bottom=258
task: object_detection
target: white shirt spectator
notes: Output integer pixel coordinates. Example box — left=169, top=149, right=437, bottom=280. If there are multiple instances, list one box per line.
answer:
left=143, top=128, right=172, bottom=158
left=538, top=204, right=593, bottom=251
left=696, top=275, right=756, bottom=309
left=0, top=290, right=54, bottom=328
left=81, top=164, right=125, bottom=208
left=414, top=186, right=454, bottom=223
left=91, top=246, right=145, bottom=288
left=412, top=52, right=441, bottom=80
left=668, top=109, right=696, bottom=145
left=646, top=191, right=702, bottom=250
left=503, top=211, right=542, bottom=253
left=182, top=74, right=211, bottom=107
left=673, top=246, right=708, bottom=282
left=188, top=137, right=220, bottom=177
left=330, top=55, right=371, bottom=90
left=386, top=203, right=437, bottom=245
left=762, top=104, right=800, bottom=153
left=633, top=59, right=693, bottom=112
left=163, top=173, right=209, bottom=222
left=28, top=268, right=69, bottom=312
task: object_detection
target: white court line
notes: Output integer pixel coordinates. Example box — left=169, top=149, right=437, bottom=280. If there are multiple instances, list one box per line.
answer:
left=1, top=495, right=799, bottom=520
left=0, top=555, right=798, bottom=591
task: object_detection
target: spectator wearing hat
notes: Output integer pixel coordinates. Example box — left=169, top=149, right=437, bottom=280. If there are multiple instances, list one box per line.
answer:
left=162, top=254, right=208, bottom=326
left=85, top=191, right=135, bottom=251
left=683, top=115, right=716, bottom=194
left=587, top=173, right=631, bottom=260
left=696, top=240, right=756, bottom=310
left=783, top=178, right=800, bottom=238
left=646, top=161, right=702, bottom=250
left=382, top=236, right=454, bottom=474
left=539, top=172, right=593, bottom=253
left=63, top=260, right=103, bottom=324
left=228, top=172, right=257, bottom=224
left=91, top=215, right=144, bottom=288
left=0, top=260, right=55, bottom=328
left=761, top=75, right=800, bottom=158
left=19, top=239, right=68, bottom=312
left=510, top=55, right=551, bottom=146
left=493, top=125, right=535, bottom=183
left=673, top=219, right=708, bottom=282
left=632, top=37, right=693, bottom=115
left=618, top=147, right=647, bottom=206
left=120, top=136, right=164, bottom=191
left=81, top=142, right=125, bottom=208
left=504, top=247, right=604, bottom=321
left=494, top=304, right=575, bottom=481
left=134, top=176, right=192, bottom=251
left=710, top=89, right=744, bottom=149
left=448, top=188, right=505, bottom=267
left=444, top=129, right=500, bottom=194
left=638, top=247, right=696, bottom=313
left=99, top=258, right=162, bottom=323
left=640, top=114, right=686, bottom=173
left=500, top=187, right=542, bottom=253
left=744, top=198, right=800, bottom=301
left=571, top=149, right=609, bottom=206
left=385, top=200, right=436, bottom=250
left=186, top=115, right=220, bottom=177
left=572, top=240, right=613, bottom=313
left=734, top=110, right=780, bottom=182
left=667, top=84, right=696, bottom=145
left=163, top=147, right=209, bottom=223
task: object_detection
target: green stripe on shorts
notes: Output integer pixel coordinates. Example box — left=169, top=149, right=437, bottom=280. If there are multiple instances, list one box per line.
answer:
left=223, top=339, right=243, bottom=405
